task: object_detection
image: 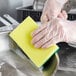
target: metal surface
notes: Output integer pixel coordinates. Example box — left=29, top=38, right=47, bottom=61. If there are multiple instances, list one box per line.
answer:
left=0, top=31, right=43, bottom=76
left=56, top=70, right=76, bottom=76
left=0, top=17, right=11, bottom=26
left=58, top=43, right=76, bottom=72
left=0, top=0, right=22, bottom=19
left=3, top=14, right=19, bottom=26
left=0, top=50, right=43, bottom=76
left=0, top=31, right=59, bottom=76
left=0, top=14, right=19, bottom=31
left=33, top=0, right=45, bottom=10
left=0, top=17, right=59, bottom=76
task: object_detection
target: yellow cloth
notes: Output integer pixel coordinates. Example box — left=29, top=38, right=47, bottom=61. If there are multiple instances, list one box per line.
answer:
left=9, top=16, right=59, bottom=67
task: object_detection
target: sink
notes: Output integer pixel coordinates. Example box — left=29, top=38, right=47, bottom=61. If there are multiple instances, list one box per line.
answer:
left=58, top=42, right=76, bottom=72
left=0, top=30, right=59, bottom=76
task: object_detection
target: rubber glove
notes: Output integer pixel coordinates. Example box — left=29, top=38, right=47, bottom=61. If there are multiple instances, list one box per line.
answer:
left=41, top=0, right=68, bottom=23
left=32, top=18, right=76, bottom=48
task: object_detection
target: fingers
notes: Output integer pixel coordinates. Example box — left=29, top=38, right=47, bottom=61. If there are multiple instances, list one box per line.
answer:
left=41, top=32, right=62, bottom=48
left=32, top=28, right=48, bottom=44
left=41, top=8, right=57, bottom=23
left=32, top=10, right=68, bottom=48
left=42, top=38, right=59, bottom=48
left=34, top=35, right=60, bottom=48
left=33, top=34, right=52, bottom=48
left=58, top=10, right=68, bottom=19
left=62, top=10, right=68, bottom=19
left=41, top=10, right=68, bottom=24
left=42, top=39, right=55, bottom=48
left=58, top=13, right=64, bottom=19
left=32, top=24, right=58, bottom=48
left=32, top=23, right=47, bottom=37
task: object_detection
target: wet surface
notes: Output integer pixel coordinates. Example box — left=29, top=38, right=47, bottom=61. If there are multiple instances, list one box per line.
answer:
left=55, top=42, right=76, bottom=76
left=58, top=42, right=76, bottom=71
left=0, top=50, right=43, bottom=76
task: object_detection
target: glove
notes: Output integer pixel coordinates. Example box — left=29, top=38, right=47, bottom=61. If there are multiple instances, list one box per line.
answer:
left=32, top=19, right=76, bottom=48
left=41, top=0, right=68, bottom=23
left=57, top=10, right=68, bottom=19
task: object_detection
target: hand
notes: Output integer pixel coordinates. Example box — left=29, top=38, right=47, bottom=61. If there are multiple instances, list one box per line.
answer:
left=31, top=10, right=68, bottom=48
left=57, top=10, right=68, bottom=19
left=41, top=0, right=68, bottom=23
left=32, top=18, right=76, bottom=48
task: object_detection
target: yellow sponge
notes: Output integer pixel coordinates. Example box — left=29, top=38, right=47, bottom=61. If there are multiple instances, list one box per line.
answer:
left=9, top=16, right=59, bottom=67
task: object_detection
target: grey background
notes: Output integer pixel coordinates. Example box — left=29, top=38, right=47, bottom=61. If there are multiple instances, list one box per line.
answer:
left=0, top=0, right=34, bottom=20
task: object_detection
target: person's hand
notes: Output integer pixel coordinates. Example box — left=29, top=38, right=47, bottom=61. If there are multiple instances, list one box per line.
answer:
left=31, top=18, right=76, bottom=48
left=57, top=10, right=68, bottom=19
left=32, top=18, right=67, bottom=48
left=41, top=0, right=68, bottom=23
left=31, top=9, right=68, bottom=48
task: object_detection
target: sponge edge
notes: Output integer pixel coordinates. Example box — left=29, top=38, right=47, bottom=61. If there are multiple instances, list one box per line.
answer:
left=9, top=16, right=59, bottom=67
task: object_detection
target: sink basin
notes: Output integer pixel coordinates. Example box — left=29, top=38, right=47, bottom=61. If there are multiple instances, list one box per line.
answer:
left=0, top=30, right=59, bottom=76
left=58, top=42, right=76, bottom=72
